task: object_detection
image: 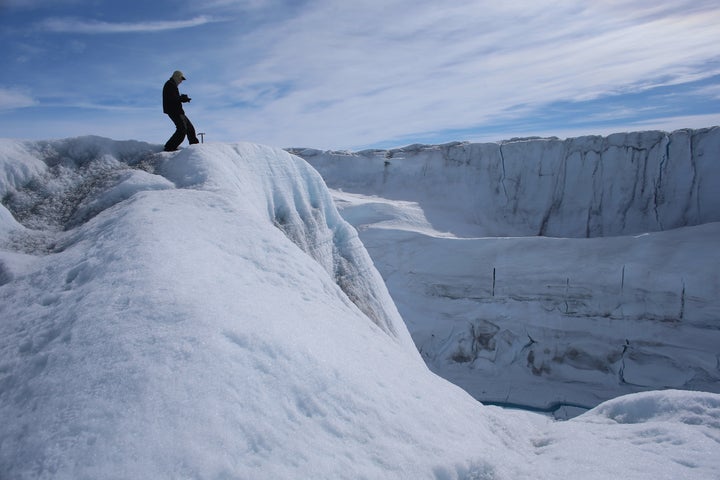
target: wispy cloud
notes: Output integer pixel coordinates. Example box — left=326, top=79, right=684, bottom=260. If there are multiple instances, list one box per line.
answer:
left=4, top=0, right=720, bottom=148
left=2, top=0, right=82, bottom=8
left=200, top=0, right=720, bottom=148
left=0, top=88, right=37, bottom=111
left=38, top=15, right=216, bottom=34
left=692, top=84, right=720, bottom=100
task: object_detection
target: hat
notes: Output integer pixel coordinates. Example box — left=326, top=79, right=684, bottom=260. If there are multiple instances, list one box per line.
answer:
left=172, top=70, right=186, bottom=82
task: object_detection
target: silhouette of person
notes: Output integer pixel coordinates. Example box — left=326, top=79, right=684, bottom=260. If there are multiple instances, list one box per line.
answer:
left=163, top=70, right=199, bottom=151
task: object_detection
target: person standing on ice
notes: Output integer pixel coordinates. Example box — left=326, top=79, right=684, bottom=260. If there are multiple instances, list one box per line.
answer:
left=162, top=70, right=199, bottom=152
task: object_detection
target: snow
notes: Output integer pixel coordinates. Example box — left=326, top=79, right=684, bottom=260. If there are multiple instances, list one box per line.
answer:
left=296, top=128, right=720, bottom=419
left=1, top=135, right=719, bottom=479
left=294, top=128, right=720, bottom=238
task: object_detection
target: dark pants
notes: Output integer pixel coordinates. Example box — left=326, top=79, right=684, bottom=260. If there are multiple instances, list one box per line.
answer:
left=164, top=113, right=199, bottom=151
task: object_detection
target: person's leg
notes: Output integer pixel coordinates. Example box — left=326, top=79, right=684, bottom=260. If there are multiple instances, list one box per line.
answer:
left=184, top=115, right=200, bottom=144
left=164, top=114, right=187, bottom=151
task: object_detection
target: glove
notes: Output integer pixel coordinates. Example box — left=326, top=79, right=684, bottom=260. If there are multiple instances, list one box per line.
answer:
left=180, top=94, right=191, bottom=103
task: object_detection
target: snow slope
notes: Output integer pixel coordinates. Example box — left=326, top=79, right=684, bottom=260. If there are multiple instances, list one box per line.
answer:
left=295, top=128, right=720, bottom=416
left=0, top=137, right=719, bottom=479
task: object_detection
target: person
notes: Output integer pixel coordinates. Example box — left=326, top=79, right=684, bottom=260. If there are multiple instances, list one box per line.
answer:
left=162, top=70, right=199, bottom=151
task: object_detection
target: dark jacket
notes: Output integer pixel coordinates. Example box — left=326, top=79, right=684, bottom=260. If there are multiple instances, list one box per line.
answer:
left=162, top=78, right=183, bottom=116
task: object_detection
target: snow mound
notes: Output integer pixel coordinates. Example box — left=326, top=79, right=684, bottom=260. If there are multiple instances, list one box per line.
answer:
left=588, top=389, right=720, bottom=427
left=528, top=390, right=720, bottom=478
left=1, top=137, right=719, bottom=479
left=0, top=136, right=407, bottom=342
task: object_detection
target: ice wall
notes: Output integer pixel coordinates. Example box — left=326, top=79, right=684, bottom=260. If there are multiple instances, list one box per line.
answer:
left=292, top=127, right=720, bottom=416
left=293, top=127, right=720, bottom=237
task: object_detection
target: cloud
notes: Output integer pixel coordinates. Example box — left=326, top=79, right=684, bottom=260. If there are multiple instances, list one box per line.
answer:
left=194, top=0, right=283, bottom=10
left=501, top=113, right=720, bottom=144
left=1, top=0, right=81, bottom=8
left=7, top=0, right=720, bottom=148
left=38, top=15, right=216, bottom=34
left=200, top=0, right=720, bottom=148
left=0, top=88, right=37, bottom=110
left=693, top=84, right=720, bottom=100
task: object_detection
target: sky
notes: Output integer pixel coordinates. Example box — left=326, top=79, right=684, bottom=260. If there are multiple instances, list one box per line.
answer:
left=1, top=0, right=720, bottom=150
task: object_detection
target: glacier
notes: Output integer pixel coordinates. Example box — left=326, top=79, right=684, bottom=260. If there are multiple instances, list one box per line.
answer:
left=293, top=127, right=720, bottom=417
left=0, top=136, right=719, bottom=479
left=292, top=127, right=720, bottom=238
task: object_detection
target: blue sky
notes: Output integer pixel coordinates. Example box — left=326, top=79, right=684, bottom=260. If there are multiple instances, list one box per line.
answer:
left=1, top=0, right=719, bottom=150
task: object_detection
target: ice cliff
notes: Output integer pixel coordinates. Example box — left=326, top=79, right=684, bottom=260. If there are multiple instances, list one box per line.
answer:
left=293, top=127, right=720, bottom=417
left=292, top=127, right=720, bottom=238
